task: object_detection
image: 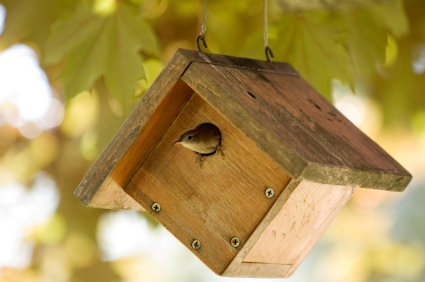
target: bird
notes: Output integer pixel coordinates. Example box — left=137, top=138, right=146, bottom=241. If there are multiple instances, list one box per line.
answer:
left=173, top=123, right=224, bottom=167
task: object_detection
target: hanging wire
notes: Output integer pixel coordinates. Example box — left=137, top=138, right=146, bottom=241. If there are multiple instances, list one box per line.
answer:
left=264, top=0, right=274, bottom=62
left=197, top=0, right=208, bottom=52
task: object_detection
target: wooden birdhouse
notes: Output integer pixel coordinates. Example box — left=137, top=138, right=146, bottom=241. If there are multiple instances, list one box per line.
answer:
left=75, top=49, right=411, bottom=278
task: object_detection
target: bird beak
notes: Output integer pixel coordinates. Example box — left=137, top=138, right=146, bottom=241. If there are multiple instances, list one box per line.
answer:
left=173, top=140, right=181, bottom=145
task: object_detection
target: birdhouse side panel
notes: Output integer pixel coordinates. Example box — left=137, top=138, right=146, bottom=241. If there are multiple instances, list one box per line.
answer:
left=83, top=177, right=145, bottom=211
left=124, top=93, right=292, bottom=274
left=229, top=262, right=292, bottom=278
left=242, top=180, right=357, bottom=277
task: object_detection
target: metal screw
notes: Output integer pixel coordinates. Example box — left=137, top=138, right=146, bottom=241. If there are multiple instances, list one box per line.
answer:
left=265, top=188, right=275, bottom=198
left=191, top=239, right=201, bottom=250
left=230, top=237, right=240, bottom=248
left=151, top=202, right=161, bottom=213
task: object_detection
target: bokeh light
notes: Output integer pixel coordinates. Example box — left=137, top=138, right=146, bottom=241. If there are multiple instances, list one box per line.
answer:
left=0, top=5, right=5, bottom=36
left=0, top=44, right=64, bottom=139
left=0, top=170, right=60, bottom=269
left=0, top=45, right=51, bottom=121
left=412, top=43, right=425, bottom=75
left=333, top=81, right=367, bottom=127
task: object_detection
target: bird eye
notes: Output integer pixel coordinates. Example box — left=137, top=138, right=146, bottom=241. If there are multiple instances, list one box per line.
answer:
left=187, top=136, right=193, bottom=141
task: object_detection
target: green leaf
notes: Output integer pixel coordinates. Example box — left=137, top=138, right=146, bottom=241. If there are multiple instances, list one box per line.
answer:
left=274, top=0, right=406, bottom=14
left=44, top=2, right=159, bottom=108
left=0, top=0, right=77, bottom=50
left=366, top=0, right=409, bottom=38
left=341, top=8, right=387, bottom=80
left=241, top=1, right=408, bottom=100
left=341, top=0, right=408, bottom=80
left=242, top=11, right=353, bottom=100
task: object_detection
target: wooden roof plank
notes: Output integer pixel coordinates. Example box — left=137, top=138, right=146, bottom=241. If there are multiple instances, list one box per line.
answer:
left=181, top=58, right=411, bottom=191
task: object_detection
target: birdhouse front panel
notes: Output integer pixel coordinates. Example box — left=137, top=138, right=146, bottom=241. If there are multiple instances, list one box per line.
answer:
left=125, top=92, right=292, bottom=274
left=74, top=49, right=411, bottom=278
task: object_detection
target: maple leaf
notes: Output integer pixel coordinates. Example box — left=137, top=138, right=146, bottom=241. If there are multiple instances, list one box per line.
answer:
left=43, top=2, right=159, bottom=107
left=240, top=0, right=408, bottom=100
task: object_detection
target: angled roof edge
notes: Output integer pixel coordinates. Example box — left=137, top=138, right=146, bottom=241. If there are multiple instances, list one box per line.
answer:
left=74, top=50, right=194, bottom=208
left=178, top=48, right=300, bottom=76
left=299, top=164, right=411, bottom=191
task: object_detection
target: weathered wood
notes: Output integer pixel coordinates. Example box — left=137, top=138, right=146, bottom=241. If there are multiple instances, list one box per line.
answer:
left=181, top=59, right=411, bottom=191
left=74, top=51, right=193, bottom=210
left=178, top=49, right=300, bottom=76
left=243, top=180, right=357, bottom=277
left=124, top=94, right=291, bottom=274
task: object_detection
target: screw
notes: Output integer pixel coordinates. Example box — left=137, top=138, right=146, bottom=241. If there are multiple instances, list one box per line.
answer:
left=191, top=239, right=201, bottom=250
left=230, top=237, right=240, bottom=248
left=151, top=202, right=161, bottom=213
left=265, top=188, right=275, bottom=198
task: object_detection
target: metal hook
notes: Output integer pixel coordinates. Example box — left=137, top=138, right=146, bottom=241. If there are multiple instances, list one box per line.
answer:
left=197, top=35, right=208, bottom=52
left=265, top=46, right=274, bottom=62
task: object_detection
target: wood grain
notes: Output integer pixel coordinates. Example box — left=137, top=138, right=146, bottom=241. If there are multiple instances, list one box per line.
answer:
left=181, top=60, right=411, bottom=191
left=243, top=179, right=357, bottom=276
left=221, top=179, right=299, bottom=277
left=74, top=51, right=193, bottom=210
left=229, top=262, right=292, bottom=278
left=125, top=94, right=291, bottom=274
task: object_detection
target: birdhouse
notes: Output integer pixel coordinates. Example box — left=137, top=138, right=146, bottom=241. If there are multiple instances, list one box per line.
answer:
left=75, top=49, right=411, bottom=278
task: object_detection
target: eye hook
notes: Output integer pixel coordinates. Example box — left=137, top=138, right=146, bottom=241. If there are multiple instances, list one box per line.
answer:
left=197, top=35, right=208, bottom=52
left=265, top=46, right=274, bottom=62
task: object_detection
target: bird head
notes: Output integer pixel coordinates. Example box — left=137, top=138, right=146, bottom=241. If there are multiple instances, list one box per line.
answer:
left=173, top=130, right=200, bottom=148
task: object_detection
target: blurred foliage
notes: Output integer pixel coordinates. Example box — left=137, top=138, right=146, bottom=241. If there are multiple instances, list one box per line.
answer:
left=0, top=0, right=423, bottom=122
left=0, top=0, right=424, bottom=281
left=43, top=1, right=159, bottom=110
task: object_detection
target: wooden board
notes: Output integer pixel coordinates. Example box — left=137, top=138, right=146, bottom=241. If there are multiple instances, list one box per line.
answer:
left=74, top=51, right=193, bottom=210
left=124, top=94, right=292, bottom=274
left=243, top=179, right=357, bottom=277
left=230, top=262, right=292, bottom=278
left=180, top=57, right=411, bottom=191
left=178, top=49, right=300, bottom=76
left=221, top=179, right=299, bottom=277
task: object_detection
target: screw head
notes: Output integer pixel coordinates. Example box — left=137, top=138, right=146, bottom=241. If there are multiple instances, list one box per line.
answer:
left=151, top=202, right=161, bottom=213
left=230, top=237, right=240, bottom=248
left=265, top=188, right=275, bottom=198
left=191, top=239, right=201, bottom=250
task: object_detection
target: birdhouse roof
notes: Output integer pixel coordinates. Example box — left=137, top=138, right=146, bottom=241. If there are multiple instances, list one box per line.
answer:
left=174, top=49, right=411, bottom=191
left=75, top=49, right=410, bottom=210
